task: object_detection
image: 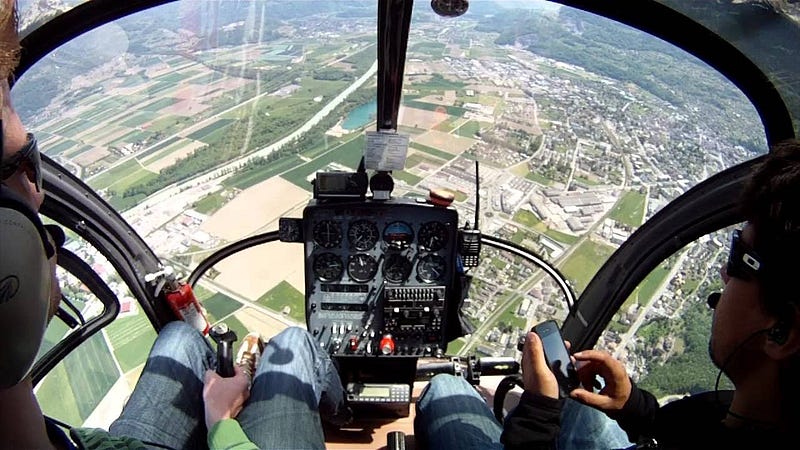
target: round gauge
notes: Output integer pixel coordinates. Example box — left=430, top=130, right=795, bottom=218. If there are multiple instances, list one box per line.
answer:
left=383, top=253, right=413, bottom=283
left=313, top=252, right=344, bottom=281
left=347, top=253, right=379, bottom=282
left=417, top=254, right=446, bottom=283
left=383, top=221, right=414, bottom=249
left=418, top=221, right=449, bottom=252
left=313, top=220, right=342, bottom=248
left=348, top=220, right=379, bottom=251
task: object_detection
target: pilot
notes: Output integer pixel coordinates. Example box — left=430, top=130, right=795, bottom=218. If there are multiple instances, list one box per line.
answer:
left=415, top=141, right=800, bottom=450
left=0, top=1, right=349, bottom=448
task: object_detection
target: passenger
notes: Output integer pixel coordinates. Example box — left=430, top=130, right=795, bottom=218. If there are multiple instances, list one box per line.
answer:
left=415, top=140, right=800, bottom=449
left=0, top=1, right=349, bottom=448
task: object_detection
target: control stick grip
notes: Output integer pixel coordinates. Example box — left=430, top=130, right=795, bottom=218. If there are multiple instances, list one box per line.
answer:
left=209, top=323, right=237, bottom=378
left=217, top=340, right=235, bottom=378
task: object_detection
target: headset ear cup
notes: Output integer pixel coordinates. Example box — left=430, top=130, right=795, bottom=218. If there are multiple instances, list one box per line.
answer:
left=0, top=184, right=51, bottom=388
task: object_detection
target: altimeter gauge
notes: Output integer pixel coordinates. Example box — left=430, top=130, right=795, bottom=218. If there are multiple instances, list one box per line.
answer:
left=418, top=221, right=449, bottom=252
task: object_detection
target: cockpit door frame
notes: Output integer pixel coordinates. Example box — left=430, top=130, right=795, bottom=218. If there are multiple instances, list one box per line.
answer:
left=40, top=154, right=171, bottom=330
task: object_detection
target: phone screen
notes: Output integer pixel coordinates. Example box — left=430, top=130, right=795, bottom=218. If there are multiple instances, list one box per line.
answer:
left=534, top=320, right=578, bottom=395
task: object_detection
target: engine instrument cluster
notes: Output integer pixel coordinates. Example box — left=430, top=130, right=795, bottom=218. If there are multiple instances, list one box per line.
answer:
left=302, top=198, right=459, bottom=358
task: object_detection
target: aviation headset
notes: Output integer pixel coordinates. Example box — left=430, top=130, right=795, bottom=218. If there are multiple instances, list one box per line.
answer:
left=0, top=126, right=54, bottom=388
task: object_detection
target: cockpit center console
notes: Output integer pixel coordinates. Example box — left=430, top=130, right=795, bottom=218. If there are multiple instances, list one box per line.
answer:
left=303, top=199, right=458, bottom=358
left=280, top=191, right=466, bottom=418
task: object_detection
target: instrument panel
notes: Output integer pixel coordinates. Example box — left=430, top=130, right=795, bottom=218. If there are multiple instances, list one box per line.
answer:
left=302, top=198, right=460, bottom=358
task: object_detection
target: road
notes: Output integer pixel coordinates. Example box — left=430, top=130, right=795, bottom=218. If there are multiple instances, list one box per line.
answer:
left=614, top=248, right=689, bottom=357
left=124, top=60, right=379, bottom=228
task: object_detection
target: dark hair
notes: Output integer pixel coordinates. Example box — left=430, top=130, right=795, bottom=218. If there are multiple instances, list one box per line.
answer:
left=739, top=139, right=800, bottom=315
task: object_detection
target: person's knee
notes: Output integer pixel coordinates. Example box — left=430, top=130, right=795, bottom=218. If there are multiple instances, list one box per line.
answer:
left=420, top=374, right=468, bottom=403
left=429, top=373, right=452, bottom=388
left=159, top=320, right=202, bottom=342
left=270, top=326, right=311, bottom=347
left=151, top=320, right=208, bottom=355
left=430, top=373, right=467, bottom=392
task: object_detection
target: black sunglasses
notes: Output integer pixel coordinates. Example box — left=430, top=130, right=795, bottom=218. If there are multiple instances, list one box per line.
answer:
left=0, top=133, right=41, bottom=192
left=707, top=229, right=763, bottom=309
left=726, top=228, right=763, bottom=281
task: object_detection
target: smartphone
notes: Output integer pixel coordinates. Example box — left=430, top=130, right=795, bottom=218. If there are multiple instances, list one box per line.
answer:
left=532, top=320, right=580, bottom=397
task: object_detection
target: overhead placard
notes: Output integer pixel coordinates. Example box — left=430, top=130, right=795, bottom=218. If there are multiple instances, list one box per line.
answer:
left=364, top=131, right=409, bottom=171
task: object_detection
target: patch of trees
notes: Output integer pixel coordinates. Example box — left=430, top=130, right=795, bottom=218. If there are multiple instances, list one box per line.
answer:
left=342, top=47, right=377, bottom=72
left=122, top=112, right=299, bottom=199
left=312, top=68, right=355, bottom=81
left=637, top=301, right=727, bottom=397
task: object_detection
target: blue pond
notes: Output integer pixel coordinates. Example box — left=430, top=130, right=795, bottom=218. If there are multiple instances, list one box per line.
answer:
left=342, top=98, right=377, bottom=130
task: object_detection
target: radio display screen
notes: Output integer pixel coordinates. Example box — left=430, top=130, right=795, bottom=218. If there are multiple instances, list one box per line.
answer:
left=318, top=173, right=348, bottom=192
left=360, top=386, right=392, bottom=397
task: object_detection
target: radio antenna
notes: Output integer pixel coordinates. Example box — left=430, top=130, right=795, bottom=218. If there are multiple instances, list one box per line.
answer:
left=474, top=160, right=479, bottom=230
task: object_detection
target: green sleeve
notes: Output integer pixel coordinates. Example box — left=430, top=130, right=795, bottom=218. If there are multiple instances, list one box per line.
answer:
left=207, top=419, right=258, bottom=450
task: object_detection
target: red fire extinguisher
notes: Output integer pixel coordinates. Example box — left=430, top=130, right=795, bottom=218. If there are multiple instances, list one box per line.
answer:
left=147, top=267, right=210, bottom=335
left=166, top=282, right=210, bottom=335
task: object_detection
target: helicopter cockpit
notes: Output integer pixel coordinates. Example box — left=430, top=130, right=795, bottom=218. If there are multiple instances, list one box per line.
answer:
left=9, top=0, right=800, bottom=448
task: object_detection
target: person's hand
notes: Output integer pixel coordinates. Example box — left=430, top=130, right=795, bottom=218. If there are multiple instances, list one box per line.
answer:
left=521, top=331, right=560, bottom=399
left=203, top=365, right=251, bottom=429
left=569, top=349, right=631, bottom=413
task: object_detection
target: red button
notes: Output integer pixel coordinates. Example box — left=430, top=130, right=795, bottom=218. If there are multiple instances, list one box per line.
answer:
left=380, top=335, right=395, bottom=355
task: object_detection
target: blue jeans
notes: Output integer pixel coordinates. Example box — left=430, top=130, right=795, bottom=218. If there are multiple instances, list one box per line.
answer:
left=415, top=374, right=632, bottom=450
left=109, top=322, right=347, bottom=449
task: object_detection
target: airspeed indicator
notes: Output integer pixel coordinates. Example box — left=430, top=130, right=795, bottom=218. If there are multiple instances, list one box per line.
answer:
left=348, top=220, right=379, bottom=251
